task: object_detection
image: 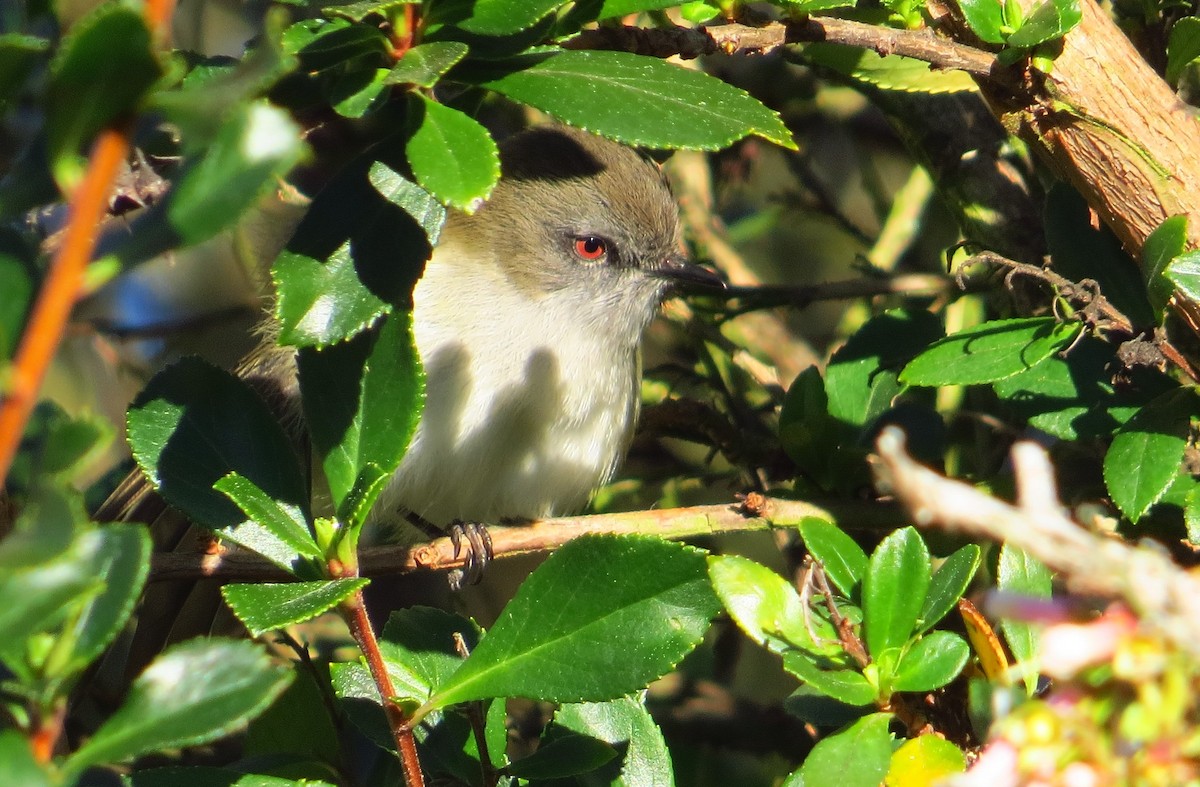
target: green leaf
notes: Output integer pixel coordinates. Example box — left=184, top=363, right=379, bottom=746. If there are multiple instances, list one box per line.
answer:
left=797, top=519, right=868, bottom=599
left=1143, top=214, right=1188, bottom=319
left=996, top=545, right=1052, bottom=694
left=958, top=0, right=1008, bottom=43
left=330, top=662, right=395, bottom=750
left=473, top=50, right=795, bottom=150
left=126, top=357, right=310, bottom=534
left=221, top=579, right=369, bottom=636
left=900, top=317, right=1079, bottom=386
left=1165, top=249, right=1200, bottom=305
left=1104, top=388, right=1195, bottom=523
left=552, top=698, right=674, bottom=787
left=369, top=161, right=447, bottom=244
left=132, top=767, right=336, bottom=786
left=283, top=18, right=388, bottom=71
left=298, top=311, right=425, bottom=527
left=246, top=663, right=341, bottom=767
left=1006, top=0, right=1082, bottom=47
left=891, top=631, right=970, bottom=692
left=332, top=67, right=390, bottom=118
left=214, top=472, right=322, bottom=576
left=379, top=606, right=482, bottom=702
left=827, top=309, right=944, bottom=428
left=0, top=730, right=50, bottom=787
left=453, top=0, right=568, bottom=35
left=862, top=527, right=930, bottom=660
left=886, top=735, right=966, bottom=784
left=1167, top=17, right=1200, bottom=85
left=66, top=525, right=152, bottom=673
left=778, top=365, right=838, bottom=489
left=0, top=35, right=47, bottom=110
left=0, top=250, right=34, bottom=360
left=598, top=0, right=688, bottom=18
left=782, top=651, right=876, bottom=706
left=0, top=485, right=77, bottom=570
left=507, top=731, right=617, bottom=779
left=385, top=41, right=469, bottom=87
left=802, top=43, right=978, bottom=94
left=1045, top=183, right=1154, bottom=328
left=273, top=247, right=392, bottom=349
left=918, top=544, right=980, bottom=634
left=46, top=5, right=161, bottom=187
left=406, top=95, right=500, bottom=210
left=65, top=639, right=292, bottom=776
left=791, top=713, right=892, bottom=786
left=708, top=554, right=820, bottom=655
left=427, top=535, right=718, bottom=709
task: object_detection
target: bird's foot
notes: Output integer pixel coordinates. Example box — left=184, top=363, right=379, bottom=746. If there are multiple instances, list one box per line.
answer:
left=447, top=520, right=494, bottom=591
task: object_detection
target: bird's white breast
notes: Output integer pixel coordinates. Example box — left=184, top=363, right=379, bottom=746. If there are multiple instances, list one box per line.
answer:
left=376, top=242, right=642, bottom=525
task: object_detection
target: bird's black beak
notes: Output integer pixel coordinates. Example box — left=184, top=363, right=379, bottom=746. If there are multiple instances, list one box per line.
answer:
left=652, top=254, right=727, bottom=292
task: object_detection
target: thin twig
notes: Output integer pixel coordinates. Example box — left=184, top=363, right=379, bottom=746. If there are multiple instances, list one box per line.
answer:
left=149, top=498, right=902, bottom=583
left=872, top=427, right=1200, bottom=659
left=723, top=273, right=959, bottom=313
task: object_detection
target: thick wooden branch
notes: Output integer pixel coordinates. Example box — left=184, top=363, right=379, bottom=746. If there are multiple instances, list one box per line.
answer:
left=149, top=497, right=901, bottom=582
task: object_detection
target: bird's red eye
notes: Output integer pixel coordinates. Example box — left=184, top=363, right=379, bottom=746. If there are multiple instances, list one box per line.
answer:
left=573, top=236, right=607, bottom=261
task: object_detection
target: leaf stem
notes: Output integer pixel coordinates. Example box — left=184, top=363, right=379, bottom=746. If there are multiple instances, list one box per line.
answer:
left=340, top=590, right=425, bottom=787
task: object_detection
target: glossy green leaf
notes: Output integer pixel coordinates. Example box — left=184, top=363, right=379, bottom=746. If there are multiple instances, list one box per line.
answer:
left=0, top=250, right=33, bottom=360
left=132, top=767, right=335, bottom=786
left=803, top=42, right=977, bottom=94
left=996, top=545, right=1052, bottom=694
left=778, top=365, right=838, bottom=489
left=1104, top=388, right=1195, bottom=523
left=221, top=579, right=368, bottom=636
left=385, top=41, right=469, bottom=87
left=1006, top=0, right=1082, bottom=47
left=283, top=19, right=388, bottom=71
left=709, top=554, right=817, bottom=655
left=886, top=735, right=966, bottom=784
left=0, top=35, right=47, bottom=110
left=273, top=247, right=392, bottom=348
left=330, top=662, right=394, bottom=750
left=245, top=664, right=341, bottom=768
left=918, top=544, right=980, bottom=634
left=379, top=606, right=482, bottom=702
left=1167, top=17, right=1200, bottom=85
left=65, top=639, right=292, bottom=776
left=1045, top=183, right=1154, bottom=328
left=46, top=5, right=161, bottom=187
left=214, top=472, right=322, bottom=576
left=553, top=698, right=674, bottom=787
left=0, top=730, right=50, bottom=787
left=958, top=0, right=1008, bottom=43
left=782, top=652, right=876, bottom=706
left=790, top=713, right=892, bottom=786
left=324, top=0, right=414, bottom=21
left=406, top=95, right=500, bottom=210
left=369, top=161, right=446, bottom=244
left=126, top=357, right=309, bottom=532
left=332, top=66, right=389, bottom=118
left=507, top=731, right=617, bottom=779
left=427, top=535, right=718, bottom=709
left=862, top=527, right=930, bottom=660
left=891, top=631, right=970, bottom=692
left=298, top=311, right=425, bottom=527
left=798, top=519, right=868, bottom=599
left=827, top=309, right=944, bottom=428
left=474, top=50, right=794, bottom=150
left=1165, top=249, right=1200, bottom=305
left=900, top=317, right=1079, bottom=386
left=0, top=485, right=77, bottom=570
left=598, top=0, right=689, bottom=17
left=66, top=525, right=151, bottom=673
left=1143, top=214, right=1188, bottom=319
left=453, top=0, right=568, bottom=35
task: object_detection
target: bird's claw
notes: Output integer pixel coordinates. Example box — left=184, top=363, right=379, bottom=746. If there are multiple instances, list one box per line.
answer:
left=447, top=521, right=494, bottom=590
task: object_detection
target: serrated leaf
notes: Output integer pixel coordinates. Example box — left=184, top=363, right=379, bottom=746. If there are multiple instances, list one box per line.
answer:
left=918, top=544, right=980, bottom=634
left=406, top=95, right=500, bottom=210
left=862, top=527, right=930, bottom=660
left=1143, top=214, right=1188, bottom=319
left=900, top=317, right=1079, bottom=386
left=126, top=357, right=310, bottom=539
left=454, top=0, right=568, bottom=35
left=426, top=535, right=719, bottom=709
left=379, top=606, right=482, bottom=701
left=46, top=6, right=161, bottom=188
left=782, top=651, right=876, bottom=706
left=797, top=518, right=868, bottom=599
left=1006, top=0, right=1082, bottom=47
left=708, top=554, right=820, bottom=655
left=298, top=311, right=425, bottom=527
left=473, top=50, right=795, bottom=150
left=1165, top=249, right=1200, bottom=305
left=132, top=766, right=336, bottom=786
left=507, top=731, right=617, bottom=779
left=1167, top=16, right=1200, bottom=85
left=886, top=735, right=966, bottom=785
left=222, top=579, right=369, bottom=636
left=553, top=698, right=674, bottom=787
left=65, top=639, right=292, bottom=776
left=597, top=0, right=683, bottom=17
left=996, top=545, right=1051, bottom=694
left=1104, top=388, right=1195, bottom=523
left=283, top=19, right=388, bottom=71
left=958, top=0, right=1008, bottom=43
left=67, top=525, right=151, bottom=672
left=214, top=472, right=322, bottom=576
left=369, top=162, right=446, bottom=244
left=791, top=713, right=892, bottom=786
left=385, top=41, right=469, bottom=87
left=891, top=631, right=970, bottom=692
left=332, top=66, right=389, bottom=118
left=803, top=43, right=978, bottom=93
left=273, top=247, right=392, bottom=348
